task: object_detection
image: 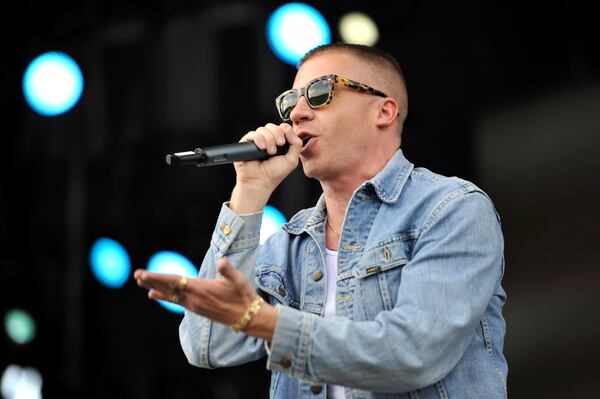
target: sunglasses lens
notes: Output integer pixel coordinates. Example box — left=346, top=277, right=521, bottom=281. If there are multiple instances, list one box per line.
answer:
left=307, top=79, right=332, bottom=107
left=278, top=91, right=298, bottom=120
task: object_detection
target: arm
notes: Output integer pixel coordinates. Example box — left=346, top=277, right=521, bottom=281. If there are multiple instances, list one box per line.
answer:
left=135, top=123, right=301, bottom=367
left=266, top=190, right=504, bottom=392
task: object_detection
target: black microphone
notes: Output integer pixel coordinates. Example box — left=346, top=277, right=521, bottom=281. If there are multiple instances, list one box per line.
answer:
left=166, top=141, right=290, bottom=167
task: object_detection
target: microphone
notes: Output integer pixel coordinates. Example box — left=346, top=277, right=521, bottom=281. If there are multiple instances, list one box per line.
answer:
left=166, top=141, right=290, bottom=167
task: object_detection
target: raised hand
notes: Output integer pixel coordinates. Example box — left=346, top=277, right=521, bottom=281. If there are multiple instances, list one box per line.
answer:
left=134, top=258, right=276, bottom=339
left=230, top=123, right=303, bottom=214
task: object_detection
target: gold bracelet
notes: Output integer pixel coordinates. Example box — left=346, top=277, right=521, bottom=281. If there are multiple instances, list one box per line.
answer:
left=231, top=296, right=265, bottom=332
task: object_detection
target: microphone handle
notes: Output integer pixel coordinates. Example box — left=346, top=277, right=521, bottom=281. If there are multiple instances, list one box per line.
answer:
left=201, top=142, right=289, bottom=166
left=166, top=142, right=289, bottom=167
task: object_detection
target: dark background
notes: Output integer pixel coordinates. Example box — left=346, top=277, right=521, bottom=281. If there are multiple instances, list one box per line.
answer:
left=1, top=0, right=599, bottom=398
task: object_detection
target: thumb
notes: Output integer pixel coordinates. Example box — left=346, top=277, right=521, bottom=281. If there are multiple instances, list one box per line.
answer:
left=282, top=123, right=302, bottom=161
left=217, top=257, right=237, bottom=280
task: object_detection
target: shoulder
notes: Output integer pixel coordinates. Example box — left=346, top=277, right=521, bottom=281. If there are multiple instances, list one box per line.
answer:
left=409, top=167, right=479, bottom=193
left=401, top=167, right=501, bottom=226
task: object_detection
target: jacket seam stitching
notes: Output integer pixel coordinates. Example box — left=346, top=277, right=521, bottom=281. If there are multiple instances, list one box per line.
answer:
left=422, top=187, right=489, bottom=231
left=435, top=380, right=449, bottom=399
left=481, top=315, right=508, bottom=397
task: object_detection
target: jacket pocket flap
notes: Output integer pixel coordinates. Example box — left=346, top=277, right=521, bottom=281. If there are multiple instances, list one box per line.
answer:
left=352, top=240, right=410, bottom=279
left=255, top=265, right=290, bottom=305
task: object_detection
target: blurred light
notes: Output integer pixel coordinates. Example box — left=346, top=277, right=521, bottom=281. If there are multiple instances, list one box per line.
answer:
left=22, top=51, right=83, bottom=116
left=4, top=309, right=36, bottom=345
left=1, top=365, right=42, bottom=399
left=146, top=251, right=199, bottom=314
left=260, top=205, right=287, bottom=244
left=339, top=12, right=379, bottom=46
left=90, top=238, right=131, bottom=289
left=266, top=2, right=331, bottom=66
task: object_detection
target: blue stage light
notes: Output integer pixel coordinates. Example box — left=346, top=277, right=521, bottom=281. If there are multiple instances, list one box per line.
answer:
left=261, top=205, right=288, bottom=244
left=266, top=3, right=331, bottom=66
left=89, top=238, right=131, bottom=289
left=22, top=51, right=84, bottom=116
left=146, top=251, right=199, bottom=314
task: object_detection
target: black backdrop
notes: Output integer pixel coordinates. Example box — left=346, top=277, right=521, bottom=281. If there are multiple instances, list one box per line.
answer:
left=2, top=1, right=599, bottom=398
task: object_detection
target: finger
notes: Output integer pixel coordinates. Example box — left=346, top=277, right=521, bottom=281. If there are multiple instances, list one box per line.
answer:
left=216, top=257, right=236, bottom=280
left=216, top=258, right=249, bottom=289
left=137, top=272, right=180, bottom=291
left=256, top=126, right=278, bottom=155
left=240, top=131, right=267, bottom=151
left=265, top=123, right=286, bottom=146
left=282, top=123, right=303, bottom=160
left=149, top=289, right=186, bottom=306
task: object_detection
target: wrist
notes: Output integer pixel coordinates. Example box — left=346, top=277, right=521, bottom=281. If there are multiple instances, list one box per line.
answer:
left=230, top=183, right=272, bottom=214
left=231, top=296, right=265, bottom=332
left=244, top=302, right=278, bottom=341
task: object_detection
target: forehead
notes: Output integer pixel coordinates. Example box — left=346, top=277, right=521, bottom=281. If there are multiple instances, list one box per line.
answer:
left=293, top=52, right=368, bottom=89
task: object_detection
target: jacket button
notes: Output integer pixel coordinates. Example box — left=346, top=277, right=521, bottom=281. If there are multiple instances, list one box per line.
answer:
left=278, top=284, right=286, bottom=297
left=312, top=270, right=323, bottom=281
left=281, top=355, right=292, bottom=368
left=310, top=385, right=322, bottom=394
left=220, top=224, right=231, bottom=236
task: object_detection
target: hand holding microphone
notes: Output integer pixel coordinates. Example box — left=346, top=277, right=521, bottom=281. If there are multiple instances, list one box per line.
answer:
left=166, top=123, right=303, bottom=214
left=166, top=123, right=304, bottom=167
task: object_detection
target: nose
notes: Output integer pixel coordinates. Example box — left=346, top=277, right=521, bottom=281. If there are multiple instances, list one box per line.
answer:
left=289, top=95, right=314, bottom=125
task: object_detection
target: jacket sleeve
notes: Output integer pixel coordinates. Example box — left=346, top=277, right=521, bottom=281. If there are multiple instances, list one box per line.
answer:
left=179, top=202, right=267, bottom=368
left=265, top=190, right=505, bottom=392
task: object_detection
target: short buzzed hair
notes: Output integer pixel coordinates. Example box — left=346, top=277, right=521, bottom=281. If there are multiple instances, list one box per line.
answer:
left=299, top=43, right=408, bottom=135
left=300, top=43, right=406, bottom=89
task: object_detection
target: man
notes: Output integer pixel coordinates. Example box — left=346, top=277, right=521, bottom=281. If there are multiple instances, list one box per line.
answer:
left=135, top=43, right=508, bottom=398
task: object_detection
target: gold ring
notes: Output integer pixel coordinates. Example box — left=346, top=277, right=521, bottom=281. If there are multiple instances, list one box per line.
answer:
left=176, top=277, right=188, bottom=292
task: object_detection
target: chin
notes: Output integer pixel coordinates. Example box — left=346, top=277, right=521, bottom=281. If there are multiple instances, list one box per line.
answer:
left=300, top=158, right=320, bottom=179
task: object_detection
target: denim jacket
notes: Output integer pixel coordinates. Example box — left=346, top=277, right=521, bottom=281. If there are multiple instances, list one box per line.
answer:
left=180, top=149, right=508, bottom=399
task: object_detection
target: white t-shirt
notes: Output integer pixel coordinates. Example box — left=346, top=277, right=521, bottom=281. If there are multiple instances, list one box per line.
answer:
left=325, top=248, right=345, bottom=399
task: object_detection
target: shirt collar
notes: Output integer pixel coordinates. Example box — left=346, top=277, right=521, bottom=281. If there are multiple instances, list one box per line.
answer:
left=283, top=149, right=413, bottom=235
left=365, top=148, right=413, bottom=204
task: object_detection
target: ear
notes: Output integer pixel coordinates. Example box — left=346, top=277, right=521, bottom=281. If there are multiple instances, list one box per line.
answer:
left=374, top=98, right=399, bottom=129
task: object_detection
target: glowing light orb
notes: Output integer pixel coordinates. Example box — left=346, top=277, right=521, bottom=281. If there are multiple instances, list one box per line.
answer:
left=90, top=238, right=131, bottom=289
left=23, top=51, right=84, bottom=116
left=1, top=365, right=42, bottom=399
left=260, top=205, right=287, bottom=244
left=4, top=309, right=36, bottom=345
left=266, top=3, right=331, bottom=66
left=339, top=12, right=379, bottom=46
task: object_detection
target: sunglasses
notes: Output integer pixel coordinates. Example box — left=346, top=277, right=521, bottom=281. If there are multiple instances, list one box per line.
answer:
left=275, top=74, right=388, bottom=122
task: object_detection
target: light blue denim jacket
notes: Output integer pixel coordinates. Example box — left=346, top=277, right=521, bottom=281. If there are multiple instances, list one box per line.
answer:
left=180, top=149, right=507, bottom=399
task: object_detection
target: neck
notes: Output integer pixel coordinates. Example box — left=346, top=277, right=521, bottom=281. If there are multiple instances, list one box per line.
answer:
left=319, top=140, right=399, bottom=249
left=320, top=147, right=395, bottom=223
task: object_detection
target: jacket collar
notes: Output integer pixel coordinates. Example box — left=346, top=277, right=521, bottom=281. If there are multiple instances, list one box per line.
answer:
left=283, top=149, right=413, bottom=235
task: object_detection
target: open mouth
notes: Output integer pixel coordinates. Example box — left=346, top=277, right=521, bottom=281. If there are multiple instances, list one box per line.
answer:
left=299, top=136, right=316, bottom=155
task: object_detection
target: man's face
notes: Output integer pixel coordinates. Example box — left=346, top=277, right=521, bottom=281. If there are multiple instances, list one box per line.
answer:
left=289, top=52, right=383, bottom=181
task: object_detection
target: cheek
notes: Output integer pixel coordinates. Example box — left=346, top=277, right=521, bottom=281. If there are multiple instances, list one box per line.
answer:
left=337, top=113, right=371, bottom=142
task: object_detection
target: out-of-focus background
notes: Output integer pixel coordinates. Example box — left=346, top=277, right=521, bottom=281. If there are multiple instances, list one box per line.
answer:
left=1, top=1, right=599, bottom=398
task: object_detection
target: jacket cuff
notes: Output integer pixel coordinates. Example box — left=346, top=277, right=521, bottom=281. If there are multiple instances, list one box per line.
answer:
left=266, top=305, right=317, bottom=381
left=211, top=202, right=263, bottom=254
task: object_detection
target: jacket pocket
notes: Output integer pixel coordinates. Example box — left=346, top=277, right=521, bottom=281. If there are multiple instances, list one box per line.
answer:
left=352, top=236, right=413, bottom=319
left=255, top=265, right=298, bottom=308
